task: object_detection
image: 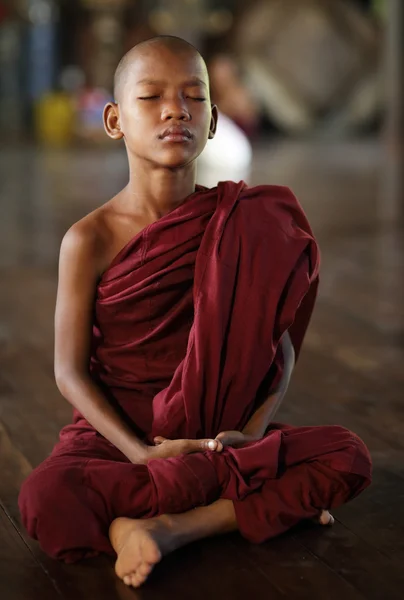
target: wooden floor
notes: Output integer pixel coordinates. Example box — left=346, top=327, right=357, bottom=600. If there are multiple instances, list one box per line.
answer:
left=0, top=139, right=403, bottom=600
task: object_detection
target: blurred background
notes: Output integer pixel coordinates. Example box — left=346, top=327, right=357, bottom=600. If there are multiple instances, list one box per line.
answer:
left=0, top=0, right=402, bottom=338
left=0, top=0, right=391, bottom=142
left=0, top=0, right=402, bottom=224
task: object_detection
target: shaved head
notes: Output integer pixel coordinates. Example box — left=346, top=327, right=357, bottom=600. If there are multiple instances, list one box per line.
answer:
left=104, top=34, right=217, bottom=169
left=114, top=36, right=209, bottom=103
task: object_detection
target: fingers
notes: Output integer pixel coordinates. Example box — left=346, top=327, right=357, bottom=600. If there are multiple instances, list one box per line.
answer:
left=153, top=437, right=222, bottom=455
left=215, top=431, right=233, bottom=446
left=215, top=435, right=232, bottom=448
left=183, top=439, right=220, bottom=453
left=200, top=439, right=219, bottom=451
left=214, top=439, right=224, bottom=452
left=215, top=431, right=245, bottom=448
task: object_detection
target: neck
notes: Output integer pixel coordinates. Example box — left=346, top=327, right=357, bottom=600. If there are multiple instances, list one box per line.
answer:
left=124, top=157, right=197, bottom=219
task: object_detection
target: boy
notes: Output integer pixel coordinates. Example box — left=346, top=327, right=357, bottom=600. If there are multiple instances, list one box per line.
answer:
left=19, top=37, right=372, bottom=589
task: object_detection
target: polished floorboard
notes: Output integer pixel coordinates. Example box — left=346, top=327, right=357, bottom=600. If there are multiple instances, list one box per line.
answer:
left=0, top=139, right=403, bottom=599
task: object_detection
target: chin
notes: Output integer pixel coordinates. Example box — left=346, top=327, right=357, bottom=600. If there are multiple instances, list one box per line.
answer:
left=155, top=149, right=198, bottom=170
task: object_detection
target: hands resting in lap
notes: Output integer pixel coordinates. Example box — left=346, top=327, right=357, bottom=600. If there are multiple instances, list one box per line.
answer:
left=140, top=431, right=259, bottom=463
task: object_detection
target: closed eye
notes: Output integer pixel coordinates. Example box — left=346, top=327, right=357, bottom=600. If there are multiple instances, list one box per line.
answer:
left=188, top=97, right=206, bottom=101
left=138, top=96, right=160, bottom=100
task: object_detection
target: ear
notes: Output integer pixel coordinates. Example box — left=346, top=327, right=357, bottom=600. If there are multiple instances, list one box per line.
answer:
left=208, top=104, right=218, bottom=139
left=103, top=102, right=124, bottom=140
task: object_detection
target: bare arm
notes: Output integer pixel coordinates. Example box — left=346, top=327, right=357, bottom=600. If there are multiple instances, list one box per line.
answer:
left=242, top=331, right=295, bottom=438
left=54, top=224, right=148, bottom=464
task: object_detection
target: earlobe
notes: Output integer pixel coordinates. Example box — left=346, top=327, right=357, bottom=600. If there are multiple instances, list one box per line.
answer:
left=103, top=102, right=124, bottom=140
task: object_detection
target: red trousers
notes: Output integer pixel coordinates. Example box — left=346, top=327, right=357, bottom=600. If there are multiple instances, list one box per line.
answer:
left=18, top=424, right=371, bottom=563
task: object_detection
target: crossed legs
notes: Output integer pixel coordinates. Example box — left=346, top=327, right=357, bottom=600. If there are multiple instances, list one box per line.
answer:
left=19, top=425, right=371, bottom=586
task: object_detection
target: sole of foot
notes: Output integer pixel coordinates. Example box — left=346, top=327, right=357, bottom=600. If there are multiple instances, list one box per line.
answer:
left=110, top=517, right=168, bottom=588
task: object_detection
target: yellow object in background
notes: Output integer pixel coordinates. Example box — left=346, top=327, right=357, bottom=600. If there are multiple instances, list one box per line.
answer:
left=34, top=92, right=76, bottom=146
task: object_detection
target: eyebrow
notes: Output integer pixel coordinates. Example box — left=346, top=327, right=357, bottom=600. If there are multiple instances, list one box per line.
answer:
left=136, top=78, right=207, bottom=87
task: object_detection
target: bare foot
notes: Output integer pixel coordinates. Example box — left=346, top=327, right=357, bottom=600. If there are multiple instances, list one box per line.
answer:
left=110, top=516, right=175, bottom=588
left=314, top=509, right=335, bottom=526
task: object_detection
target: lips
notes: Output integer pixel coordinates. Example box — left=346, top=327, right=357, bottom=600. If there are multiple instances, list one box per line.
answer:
left=159, top=126, right=193, bottom=141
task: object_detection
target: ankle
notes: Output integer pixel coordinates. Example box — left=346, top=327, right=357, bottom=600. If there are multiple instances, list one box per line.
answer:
left=156, top=513, right=176, bottom=531
left=154, top=514, right=187, bottom=551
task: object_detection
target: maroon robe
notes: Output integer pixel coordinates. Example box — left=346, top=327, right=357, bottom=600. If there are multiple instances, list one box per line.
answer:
left=19, top=182, right=372, bottom=562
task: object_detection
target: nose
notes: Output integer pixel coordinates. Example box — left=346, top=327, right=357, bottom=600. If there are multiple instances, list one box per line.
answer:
left=161, top=96, right=191, bottom=121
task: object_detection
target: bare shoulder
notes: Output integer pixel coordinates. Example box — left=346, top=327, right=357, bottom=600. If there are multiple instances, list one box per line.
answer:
left=60, top=203, right=113, bottom=277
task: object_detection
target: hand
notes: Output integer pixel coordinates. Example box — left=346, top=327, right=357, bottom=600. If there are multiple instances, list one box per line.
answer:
left=143, top=436, right=221, bottom=463
left=214, top=430, right=261, bottom=451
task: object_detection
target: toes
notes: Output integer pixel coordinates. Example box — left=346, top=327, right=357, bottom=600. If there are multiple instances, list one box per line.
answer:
left=116, top=560, right=139, bottom=580
left=138, top=563, right=152, bottom=577
left=123, top=572, right=146, bottom=588
left=130, top=570, right=150, bottom=588
left=121, top=563, right=153, bottom=587
left=318, top=510, right=334, bottom=526
left=130, top=573, right=142, bottom=587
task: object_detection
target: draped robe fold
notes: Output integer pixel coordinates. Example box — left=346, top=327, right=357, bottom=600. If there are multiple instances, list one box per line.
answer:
left=18, top=182, right=372, bottom=562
